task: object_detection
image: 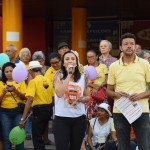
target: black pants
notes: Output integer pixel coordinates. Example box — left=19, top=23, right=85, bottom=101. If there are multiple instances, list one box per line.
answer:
left=32, top=104, right=53, bottom=150
left=54, top=115, right=87, bottom=150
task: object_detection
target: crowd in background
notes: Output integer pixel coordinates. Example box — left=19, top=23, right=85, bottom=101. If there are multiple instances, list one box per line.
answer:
left=0, top=32, right=149, bottom=150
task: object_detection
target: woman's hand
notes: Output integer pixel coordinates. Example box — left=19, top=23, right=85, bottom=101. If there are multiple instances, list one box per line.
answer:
left=7, top=85, right=16, bottom=92
left=67, top=65, right=75, bottom=74
left=3, top=87, right=8, bottom=94
left=91, top=88, right=98, bottom=96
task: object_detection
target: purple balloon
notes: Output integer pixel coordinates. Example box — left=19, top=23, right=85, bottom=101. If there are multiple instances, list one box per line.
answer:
left=12, top=64, right=28, bottom=83
left=85, top=66, right=98, bottom=80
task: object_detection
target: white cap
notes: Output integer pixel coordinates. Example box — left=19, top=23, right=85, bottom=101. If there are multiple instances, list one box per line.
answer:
left=29, top=61, right=42, bottom=69
left=98, top=103, right=112, bottom=116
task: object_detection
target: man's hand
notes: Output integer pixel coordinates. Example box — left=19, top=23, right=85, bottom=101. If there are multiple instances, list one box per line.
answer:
left=115, top=91, right=129, bottom=99
left=18, top=120, right=25, bottom=128
left=129, top=93, right=142, bottom=101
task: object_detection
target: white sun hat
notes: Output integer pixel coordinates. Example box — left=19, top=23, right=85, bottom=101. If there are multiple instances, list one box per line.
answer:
left=98, top=103, right=112, bottom=116
left=29, top=61, right=42, bottom=70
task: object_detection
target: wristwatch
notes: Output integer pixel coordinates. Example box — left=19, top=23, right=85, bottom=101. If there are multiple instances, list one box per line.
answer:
left=20, top=118, right=24, bottom=121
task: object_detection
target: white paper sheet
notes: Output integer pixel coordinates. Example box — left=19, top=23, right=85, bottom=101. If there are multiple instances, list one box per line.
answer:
left=114, top=96, right=143, bottom=124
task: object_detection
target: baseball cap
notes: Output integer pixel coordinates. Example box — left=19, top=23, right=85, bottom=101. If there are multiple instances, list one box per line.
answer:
left=57, top=42, right=69, bottom=50
left=29, top=61, right=42, bottom=70
left=98, top=103, right=112, bottom=116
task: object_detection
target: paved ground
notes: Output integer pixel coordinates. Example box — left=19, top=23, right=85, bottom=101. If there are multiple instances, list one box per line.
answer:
left=12, top=121, right=56, bottom=150
left=24, top=134, right=56, bottom=150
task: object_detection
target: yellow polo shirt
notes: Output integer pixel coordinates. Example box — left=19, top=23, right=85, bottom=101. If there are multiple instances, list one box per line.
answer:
left=44, top=67, right=56, bottom=84
left=108, top=56, right=150, bottom=113
left=0, top=81, right=26, bottom=108
left=26, top=75, right=53, bottom=107
left=84, top=64, right=108, bottom=85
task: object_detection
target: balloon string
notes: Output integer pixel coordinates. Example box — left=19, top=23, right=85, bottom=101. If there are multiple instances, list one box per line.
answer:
left=24, top=112, right=32, bottom=124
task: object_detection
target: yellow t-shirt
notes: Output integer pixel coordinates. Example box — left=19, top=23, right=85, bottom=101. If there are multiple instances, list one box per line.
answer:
left=26, top=75, right=53, bottom=107
left=84, top=64, right=108, bottom=85
left=44, top=67, right=56, bottom=83
left=0, top=81, right=26, bottom=108
left=25, top=64, right=29, bottom=69
left=107, top=56, right=150, bottom=113
left=111, top=119, right=115, bottom=132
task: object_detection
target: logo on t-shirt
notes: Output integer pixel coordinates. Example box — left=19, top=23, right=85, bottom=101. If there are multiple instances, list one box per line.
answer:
left=64, top=84, right=82, bottom=107
left=43, top=80, right=49, bottom=89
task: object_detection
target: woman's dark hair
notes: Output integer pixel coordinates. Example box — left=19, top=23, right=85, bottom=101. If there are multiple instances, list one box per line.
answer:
left=87, top=49, right=100, bottom=62
left=2, top=62, right=16, bottom=84
left=61, top=51, right=81, bottom=82
left=49, top=52, right=61, bottom=62
left=120, top=33, right=136, bottom=46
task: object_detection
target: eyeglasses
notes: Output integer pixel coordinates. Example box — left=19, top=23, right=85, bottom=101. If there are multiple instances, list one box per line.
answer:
left=5, top=50, right=12, bottom=53
left=5, top=49, right=16, bottom=53
left=50, top=61, right=60, bottom=65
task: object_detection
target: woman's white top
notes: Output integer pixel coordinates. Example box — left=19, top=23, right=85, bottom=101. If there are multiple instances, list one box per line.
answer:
left=55, top=74, right=86, bottom=117
left=89, top=117, right=112, bottom=146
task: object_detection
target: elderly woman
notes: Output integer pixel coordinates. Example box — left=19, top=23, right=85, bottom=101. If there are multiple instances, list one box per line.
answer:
left=19, top=48, right=31, bottom=68
left=32, top=51, right=49, bottom=75
left=19, top=48, right=32, bottom=140
left=85, top=49, right=108, bottom=119
left=137, top=50, right=150, bottom=63
left=99, top=40, right=117, bottom=69
left=87, top=103, right=112, bottom=150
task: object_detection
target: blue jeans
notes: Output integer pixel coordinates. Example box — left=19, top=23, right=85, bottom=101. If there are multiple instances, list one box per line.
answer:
left=113, top=113, right=150, bottom=150
left=25, top=114, right=32, bottom=137
left=0, top=108, right=24, bottom=150
left=104, top=140, right=137, bottom=150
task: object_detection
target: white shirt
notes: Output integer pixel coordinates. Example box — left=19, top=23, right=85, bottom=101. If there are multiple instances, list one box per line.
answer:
left=55, top=74, right=86, bottom=117
left=89, top=117, right=112, bottom=146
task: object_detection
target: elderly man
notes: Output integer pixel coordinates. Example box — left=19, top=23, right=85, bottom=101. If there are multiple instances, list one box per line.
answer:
left=19, top=61, right=53, bottom=150
left=5, top=44, right=20, bottom=63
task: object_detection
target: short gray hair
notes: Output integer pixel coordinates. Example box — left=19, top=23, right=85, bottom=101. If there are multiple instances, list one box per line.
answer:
left=99, top=40, right=112, bottom=50
left=137, top=50, right=150, bottom=59
left=6, top=44, right=17, bottom=51
left=19, top=48, right=31, bottom=58
left=32, top=51, right=45, bottom=60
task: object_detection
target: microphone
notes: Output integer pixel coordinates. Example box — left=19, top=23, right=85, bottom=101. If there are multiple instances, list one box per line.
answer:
left=68, top=67, right=73, bottom=74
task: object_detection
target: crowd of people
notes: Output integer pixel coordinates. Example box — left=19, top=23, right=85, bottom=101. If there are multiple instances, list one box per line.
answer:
left=0, top=32, right=149, bottom=150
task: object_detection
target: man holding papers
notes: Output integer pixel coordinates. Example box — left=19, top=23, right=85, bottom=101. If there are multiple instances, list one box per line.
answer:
left=106, top=33, right=150, bottom=150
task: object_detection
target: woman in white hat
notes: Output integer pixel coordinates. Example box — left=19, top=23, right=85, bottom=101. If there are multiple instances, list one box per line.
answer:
left=87, top=103, right=112, bottom=150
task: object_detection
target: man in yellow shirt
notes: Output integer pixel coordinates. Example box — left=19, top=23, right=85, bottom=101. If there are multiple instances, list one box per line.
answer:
left=19, top=61, right=53, bottom=150
left=107, top=33, right=150, bottom=150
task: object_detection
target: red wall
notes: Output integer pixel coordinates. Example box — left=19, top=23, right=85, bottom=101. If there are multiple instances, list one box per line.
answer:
left=23, top=17, right=47, bottom=55
left=0, top=17, right=53, bottom=56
